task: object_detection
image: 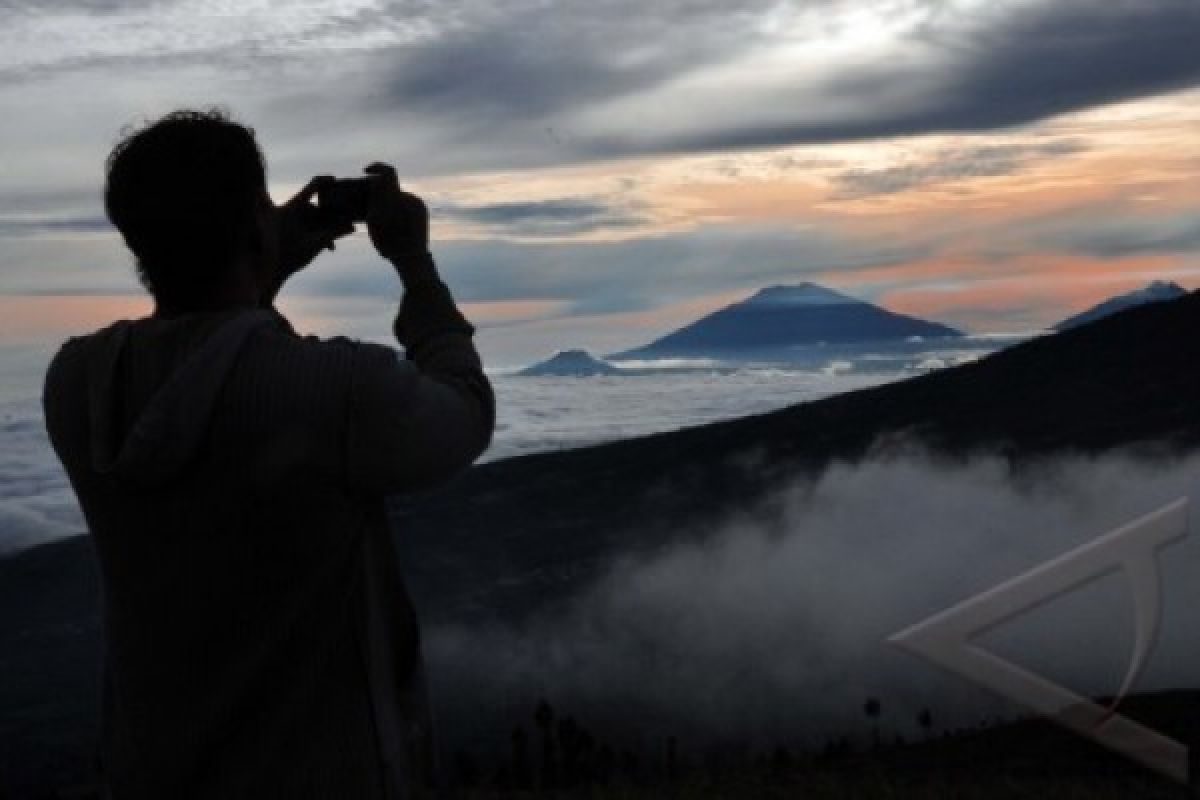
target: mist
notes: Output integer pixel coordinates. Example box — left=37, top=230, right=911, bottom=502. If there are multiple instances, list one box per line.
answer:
left=422, top=445, right=1200, bottom=756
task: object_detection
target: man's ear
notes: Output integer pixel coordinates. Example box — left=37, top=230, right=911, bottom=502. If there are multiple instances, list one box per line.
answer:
left=250, top=192, right=271, bottom=248
left=248, top=192, right=280, bottom=292
left=250, top=193, right=278, bottom=256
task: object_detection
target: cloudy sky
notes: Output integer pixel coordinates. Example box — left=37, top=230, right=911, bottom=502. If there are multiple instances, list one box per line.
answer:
left=0, top=0, right=1197, bottom=368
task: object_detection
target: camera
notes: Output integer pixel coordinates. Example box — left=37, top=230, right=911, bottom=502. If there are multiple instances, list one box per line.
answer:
left=316, top=178, right=370, bottom=225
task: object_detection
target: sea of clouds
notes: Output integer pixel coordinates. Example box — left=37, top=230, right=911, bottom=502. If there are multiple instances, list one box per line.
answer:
left=0, top=364, right=898, bottom=556
left=424, top=445, right=1200, bottom=757
left=484, top=369, right=896, bottom=462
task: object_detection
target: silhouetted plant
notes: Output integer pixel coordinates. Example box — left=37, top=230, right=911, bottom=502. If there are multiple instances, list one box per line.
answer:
left=575, top=723, right=596, bottom=784
left=597, top=743, right=616, bottom=786
left=770, top=744, right=792, bottom=775
left=620, top=748, right=642, bottom=783
left=491, top=765, right=511, bottom=794
left=864, top=697, right=882, bottom=749
left=452, top=749, right=481, bottom=789
left=918, top=708, right=933, bottom=739
left=666, top=735, right=679, bottom=782
left=533, top=699, right=557, bottom=791
left=510, top=725, right=533, bottom=791
left=558, top=715, right=581, bottom=788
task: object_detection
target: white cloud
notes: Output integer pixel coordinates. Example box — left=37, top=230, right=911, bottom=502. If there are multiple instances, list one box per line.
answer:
left=0, top=398, right=85, bottom=557
left=0, top=0, right=420, bottom=76
left=425, top=446, right=1200, bottom=751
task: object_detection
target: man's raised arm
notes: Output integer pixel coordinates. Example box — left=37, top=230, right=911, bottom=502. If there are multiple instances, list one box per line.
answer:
left=344, top=163, right=495, bottom=495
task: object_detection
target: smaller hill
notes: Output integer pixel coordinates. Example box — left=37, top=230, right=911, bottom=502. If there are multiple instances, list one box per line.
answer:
left=518, top=349, right=624, bottom=377
left=1054, top=280, right=1187, bottom=331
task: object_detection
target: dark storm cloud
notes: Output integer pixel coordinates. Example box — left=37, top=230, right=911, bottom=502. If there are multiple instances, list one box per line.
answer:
left=915, top=0, right=1200, bottom=121
left=370, top=0, right=780, bottom=145
left=439, top=197, right=647, bottom=236
left=582, top=0, right=1200, bottom=156
left=832, top=139, right=1086, bottom=199
left=381, top=1, right=772, bottom=114
left=385, top=26, right=646, bottom=118
left=549, top=0, right=1190, bottom=159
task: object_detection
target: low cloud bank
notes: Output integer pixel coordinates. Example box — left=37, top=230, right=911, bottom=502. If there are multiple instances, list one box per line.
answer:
left=0, top=398, right=83, bottom=556
left=425, top=446, right=1200, bottom=754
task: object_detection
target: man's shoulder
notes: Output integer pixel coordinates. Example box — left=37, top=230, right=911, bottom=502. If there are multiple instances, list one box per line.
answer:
left=43, top=324, right=123, bottom=381
left=248, top=316, right=402, bottom=371
left=53, top=318, right=132, bottom=352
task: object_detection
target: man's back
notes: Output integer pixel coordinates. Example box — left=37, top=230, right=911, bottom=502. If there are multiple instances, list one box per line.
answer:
left=43, top=281, right=494, bottom=798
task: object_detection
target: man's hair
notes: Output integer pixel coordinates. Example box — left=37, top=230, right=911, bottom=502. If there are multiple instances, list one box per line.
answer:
left=104, top=108, right=268, bottom=308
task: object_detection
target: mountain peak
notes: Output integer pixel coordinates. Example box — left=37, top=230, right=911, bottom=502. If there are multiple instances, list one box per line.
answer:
left=606, top=281, right=961, bottom=360
left=744, top=282, right=863, bottom=307
left=1053, top=280, right=1188, bottom=331
left=518, top=349, right=622, bottom=377
left=1138, top=280, right=1186, bottom=298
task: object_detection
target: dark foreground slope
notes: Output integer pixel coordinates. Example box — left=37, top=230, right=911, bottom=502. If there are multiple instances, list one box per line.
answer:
left=1054, top=280, right=1187, bottom=332
left=3, top=290, right=1200, bottom=796
left=458, top=690, right=1200, bottom=799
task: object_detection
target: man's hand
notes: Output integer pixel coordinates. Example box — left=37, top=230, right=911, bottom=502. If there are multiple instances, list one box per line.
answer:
left=276, top=176, right=355, bottom=277
left=363, top=162, right=429, bottom=267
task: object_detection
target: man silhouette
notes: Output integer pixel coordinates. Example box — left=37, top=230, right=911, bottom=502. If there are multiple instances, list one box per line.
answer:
left=41, top=109, right=495, bottom=799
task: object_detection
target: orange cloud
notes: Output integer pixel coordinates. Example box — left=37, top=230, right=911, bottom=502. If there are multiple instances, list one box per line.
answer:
left=659, top=179, right=828, bottom=225
left=874, top=254, right=1197, bottom=331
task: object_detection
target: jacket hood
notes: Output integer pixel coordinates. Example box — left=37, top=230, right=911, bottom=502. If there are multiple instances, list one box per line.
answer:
left=86, top=307, right=288, bottom=489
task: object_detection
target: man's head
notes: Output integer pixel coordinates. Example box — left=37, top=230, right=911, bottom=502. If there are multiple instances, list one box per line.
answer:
left=105, top=108, right=276, bottom=312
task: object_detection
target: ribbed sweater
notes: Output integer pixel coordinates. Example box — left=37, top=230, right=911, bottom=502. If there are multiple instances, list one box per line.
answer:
left=41, top=254, right=495, bottom=799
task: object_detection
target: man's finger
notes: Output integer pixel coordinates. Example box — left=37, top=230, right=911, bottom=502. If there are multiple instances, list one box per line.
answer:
left=321, top=221, right=355, bottom=240
left=289, top=175, right=335, bottom=206
left=318, top=222, right=355, bottom=251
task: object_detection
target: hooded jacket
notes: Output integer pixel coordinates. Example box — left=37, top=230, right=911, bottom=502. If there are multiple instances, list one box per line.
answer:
left=41, top=258, right=494, bottom=800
